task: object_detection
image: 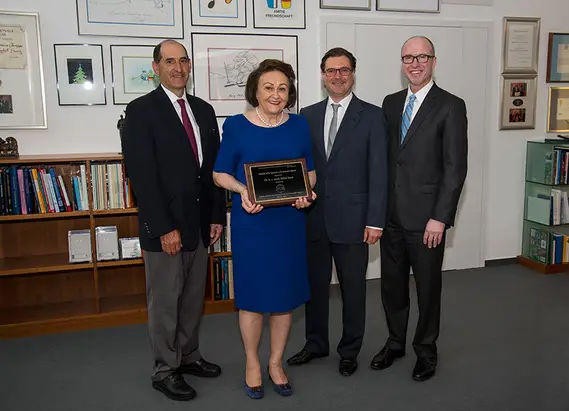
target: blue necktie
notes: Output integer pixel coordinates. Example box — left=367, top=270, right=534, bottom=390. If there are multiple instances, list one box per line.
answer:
left=400, top=94, right=416, bottom=145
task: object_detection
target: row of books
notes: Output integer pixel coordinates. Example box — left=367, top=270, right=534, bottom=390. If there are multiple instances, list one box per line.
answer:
left=211, top=211, right=232, bottom=252
left=544, top=147, right=569, bottom=185
left=91, top=162, right=135, bottom=210
left=529, top=226, right=569, bottom=264
left=213, top=256, right=234, bottom=301
left=0, top=166, right=79, bottom=215
left=527, top=189, right=569, bottom=226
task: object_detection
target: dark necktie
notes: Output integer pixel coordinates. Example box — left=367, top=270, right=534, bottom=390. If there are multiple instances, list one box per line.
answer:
left=177, top=98, right=200, bottom=165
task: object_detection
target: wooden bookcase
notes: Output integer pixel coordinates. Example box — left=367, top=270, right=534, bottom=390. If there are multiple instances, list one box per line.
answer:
left=0, top=153, right=234, bottom=339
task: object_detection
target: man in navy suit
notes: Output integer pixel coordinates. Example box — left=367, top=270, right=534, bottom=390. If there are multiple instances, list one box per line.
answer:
left=370, top=36, right=468, bottom=382
left=121, top=40, right=225, bottom=401
left=287, top=47, right=388, bottom=376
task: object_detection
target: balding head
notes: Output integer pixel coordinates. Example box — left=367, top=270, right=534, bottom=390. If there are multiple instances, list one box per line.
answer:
left=401, top=36, right=435, bottom=56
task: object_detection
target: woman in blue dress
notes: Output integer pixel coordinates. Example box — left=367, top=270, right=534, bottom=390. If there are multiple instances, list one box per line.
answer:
left=213, top=59, right=316, bottom=399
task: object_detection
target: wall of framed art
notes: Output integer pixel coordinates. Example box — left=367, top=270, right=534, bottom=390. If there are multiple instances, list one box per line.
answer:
left=2, top=0, right=569, bottom=265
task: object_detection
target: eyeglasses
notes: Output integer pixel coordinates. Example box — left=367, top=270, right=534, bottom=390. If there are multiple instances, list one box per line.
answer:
left=401, top=54, right=434, bottom=64
left=324, top=67, right=353, bottom=77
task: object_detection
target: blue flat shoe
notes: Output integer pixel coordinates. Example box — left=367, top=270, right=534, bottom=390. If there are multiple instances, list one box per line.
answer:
left=244, top=382, right=264, bottom=399
left=267, top=367, right=293, bottom=397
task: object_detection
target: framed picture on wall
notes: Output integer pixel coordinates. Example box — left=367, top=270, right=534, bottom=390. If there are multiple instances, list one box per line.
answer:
left=110, top=45, right=158, bottom=105
left=502, top=17, right=540, bottom=74
left=547, top=87, right=569, bottom=133
left=253, top=0, right=306, bottom=29
left=54, top=44, right=106, bottom=106
left=190, top=33, right=298, bottom=117
left=320, top=0, right=371, bottom=9
left=189, top=0, right=247, bottom=27
left=377, top=0, right=439, bottom=13
left=499, top=74, right=537, bottom=130
left=76, top=0, right=184, bottom=38
left=546, top=33, right=569, bottom=83
left=0, top=11, right=47, bottom=129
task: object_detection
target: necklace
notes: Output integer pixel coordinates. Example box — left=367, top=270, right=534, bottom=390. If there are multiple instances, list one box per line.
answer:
left=256, top=106, right=284, bottom=128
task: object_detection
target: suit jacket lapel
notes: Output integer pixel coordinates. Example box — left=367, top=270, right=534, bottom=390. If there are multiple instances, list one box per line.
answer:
left=328, top=95, right=363, bottom=161
left=400, top=84, right=441, bottom=150
left=314, top=99, right=327, bottom=161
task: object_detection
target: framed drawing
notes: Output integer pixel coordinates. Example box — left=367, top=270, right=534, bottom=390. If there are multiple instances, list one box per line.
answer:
left=502, top=17, right=540, bottom=74
left=110, top=45, right=158, bottom=105
left=191, top=33, right=298, bottom=117
left=0, top=11, right=46, bottom=129
left=320, top=0, right=371, bottom=10
left=499, top=74, right=537, bottom=130
left=546, top=33, right=569, bottom=83
left=76, top=0, right=184, bottom=38
left=377, top=0, right=439, bottom=13
left=54, top=44, right=106, bottom=106
left=189, top=0, right=247, bottom=27
left=547, top=87, right=569, bottom=133
left=253, top=0, right=306, bottom=29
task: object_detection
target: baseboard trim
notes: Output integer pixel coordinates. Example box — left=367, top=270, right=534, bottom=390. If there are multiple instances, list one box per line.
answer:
left=484, top=257, right=516, bottom=267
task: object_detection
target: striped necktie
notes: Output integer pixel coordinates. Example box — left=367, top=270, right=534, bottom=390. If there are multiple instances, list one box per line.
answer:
left=400, top=94, right=416, bottom=145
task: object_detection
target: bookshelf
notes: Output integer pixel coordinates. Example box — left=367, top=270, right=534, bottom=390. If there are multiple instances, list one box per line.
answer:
left=517, top=140, right=569, bottom=274
left=0, top=153, right=234, bottom=339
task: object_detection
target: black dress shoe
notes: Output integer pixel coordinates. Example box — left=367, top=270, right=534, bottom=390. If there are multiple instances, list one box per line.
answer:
left=339, top=358, right=358, bottom=376
left=152, top=372, right=196, bottom=401
left=370, top=346, right=405, bottom=370
left=412, top=358, right=436, bottom=381
left=178, top=358, right=221, bottom=378
left=286, top=348, right=328, bottom=366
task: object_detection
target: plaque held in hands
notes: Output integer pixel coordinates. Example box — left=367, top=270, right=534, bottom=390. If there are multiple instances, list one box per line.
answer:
left=244, top=158, right=311, bottom=207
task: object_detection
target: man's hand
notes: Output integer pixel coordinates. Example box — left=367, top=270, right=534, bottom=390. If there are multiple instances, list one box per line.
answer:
left=210, top=224, right=223, bottom=246
left=160, top=229, right=181, bottom=256
left=423, top=219, right=445, bottom=248
left=240, top=189, right=263, bottom=214
left=293, top=190, right=317, bottom=209
left=364, top=227, right=382, bottom=245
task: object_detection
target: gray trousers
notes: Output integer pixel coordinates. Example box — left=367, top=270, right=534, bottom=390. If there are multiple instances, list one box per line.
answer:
left=144, top=241, right=208, bottom=381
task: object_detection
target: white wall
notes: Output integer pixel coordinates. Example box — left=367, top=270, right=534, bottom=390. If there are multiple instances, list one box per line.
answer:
left=2, top=0, right=569, bottom=261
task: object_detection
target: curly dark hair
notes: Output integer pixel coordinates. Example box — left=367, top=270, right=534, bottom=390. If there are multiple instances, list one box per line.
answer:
left=245, top=59, right=297, bottom=109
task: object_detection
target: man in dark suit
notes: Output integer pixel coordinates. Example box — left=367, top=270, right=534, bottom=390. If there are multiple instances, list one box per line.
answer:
left=370, top=36, right=468, bottom=382
left=121, top=40, right=225, bottom=401
left=287, top=47, right=388, bottom=376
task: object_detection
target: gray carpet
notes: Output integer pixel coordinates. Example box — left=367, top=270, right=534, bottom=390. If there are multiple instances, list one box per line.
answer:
left=1, top=264, right=568, bottom=411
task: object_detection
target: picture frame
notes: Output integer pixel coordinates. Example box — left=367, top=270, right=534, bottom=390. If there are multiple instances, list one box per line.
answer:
left=190, top=33, right=299, bottom=117
left=502, top=17, right=541, bottom=74
left=546, top=33, right=569, bottom=83
left=54, top=44, right=106, bottom=106
left=253, top=0, right=306, bottom=29
left=320, top=0, right=371, bottom=10
left=547, top=87, right=569, bottom=133
left=110, top=45, right=157, bottom=105
left=75, top=0, right=184, bottom=39
left=499, top=74, right=537, bottom=130
left=376, top=0, right=439, bottom=13
left=189, top=0, right=247, bottom=27
left=0, top=11, right=47, bottom=129
left=441, top=0, right=492, bottom=5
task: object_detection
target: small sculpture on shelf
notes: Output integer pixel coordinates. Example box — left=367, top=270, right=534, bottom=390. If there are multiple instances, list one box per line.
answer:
left=117, top=110, right=126, bottom=140
left=0, top=136, right=19, bottom=158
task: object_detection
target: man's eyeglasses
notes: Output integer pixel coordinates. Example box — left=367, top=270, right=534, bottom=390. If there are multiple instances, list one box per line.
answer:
left=324, top=67, right=353, bottom=77
left=401, top=54, right=434, bottom=64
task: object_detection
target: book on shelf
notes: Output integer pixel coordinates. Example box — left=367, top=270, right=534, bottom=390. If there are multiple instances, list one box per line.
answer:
left=213, top=256, right=234, bottom=301
left=91, top=162, right=135, bottom=210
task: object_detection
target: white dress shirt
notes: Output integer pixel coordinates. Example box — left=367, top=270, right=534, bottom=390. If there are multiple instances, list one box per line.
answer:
left=404, top=79, right=434, bottom=124
left=323, top=92, right=381, bottom=231
left=161, top=85, right=203, bottom=166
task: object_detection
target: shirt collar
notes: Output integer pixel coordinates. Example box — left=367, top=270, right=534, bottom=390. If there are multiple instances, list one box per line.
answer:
left=327, top=92, right=353, bottom=109
left=161, top=84, right=187, bottom=105
left=406, top=80, right=434, bottom=103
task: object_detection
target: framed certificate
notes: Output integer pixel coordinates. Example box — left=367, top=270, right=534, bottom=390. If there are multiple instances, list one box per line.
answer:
left=320, top=0, right=371, bottom=10
left=547, top=87, right=569, bottom=133
left=244, top=158, right=311, bottom=207
left=502, top=17, right=541, bottom=74
left=546, top=33, right=569, bottom=83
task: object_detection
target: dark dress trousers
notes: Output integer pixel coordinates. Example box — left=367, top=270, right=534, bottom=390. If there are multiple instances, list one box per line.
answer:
left=302, top=95, right=388, bottom=360
left=381, top=83, right=468, bottom=361
left=121, top=86, right=225, bottom=380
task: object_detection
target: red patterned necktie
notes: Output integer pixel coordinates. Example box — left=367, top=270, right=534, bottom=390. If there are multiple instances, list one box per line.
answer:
left=177, top=98, right=200, bottom=165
